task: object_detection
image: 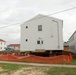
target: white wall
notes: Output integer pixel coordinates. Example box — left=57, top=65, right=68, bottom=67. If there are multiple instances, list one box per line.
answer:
left=0, top=42, right=7, bottom=51
left=20, top=14, right=63, bottom=51
left=8, top=46, right=20, bottom=50
left=69, top=32, right=76, bottom=53
left=14, top=46, right=20, bottom=50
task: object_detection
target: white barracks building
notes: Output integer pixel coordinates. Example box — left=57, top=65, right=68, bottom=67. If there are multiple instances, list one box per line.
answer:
left=0, top=39, right=6, bottom=51
left=20, top=14, right=63, bottom=52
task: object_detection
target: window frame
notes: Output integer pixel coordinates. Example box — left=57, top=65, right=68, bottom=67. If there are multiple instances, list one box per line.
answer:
left=38, top=25, right=42, bottom=31
left=37, top=41, right=40, bottom=44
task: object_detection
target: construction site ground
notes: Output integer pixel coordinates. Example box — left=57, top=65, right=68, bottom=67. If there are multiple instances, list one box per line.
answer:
left=0, top=61, right=76, bottom=75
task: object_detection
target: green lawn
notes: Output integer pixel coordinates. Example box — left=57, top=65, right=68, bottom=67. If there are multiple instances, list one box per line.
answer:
left=47, top=67, right=76, bottom=75
left=0, top=63, right=24, bottom=74
left=0, top=63, right=76, bottom=75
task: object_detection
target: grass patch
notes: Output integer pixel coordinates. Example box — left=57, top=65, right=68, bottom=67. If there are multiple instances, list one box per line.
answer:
left=0, top=63, right=24, bottom=74
left=0, top=63, right=76, bottom=75
left=47, top=67, right=76, bottom=75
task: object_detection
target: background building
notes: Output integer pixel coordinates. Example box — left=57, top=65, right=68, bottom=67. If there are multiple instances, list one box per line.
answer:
left=69, top=31, right=76, bottom=53
left=0, top=39, right=7, bottom=51
left=7, top=44, right=20, bottom=50
left=64, top=41, right=69, bottom=52
left=20, top=14, right=63, bottom=52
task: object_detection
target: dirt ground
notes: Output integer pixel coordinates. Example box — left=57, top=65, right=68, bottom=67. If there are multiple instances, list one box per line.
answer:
left=0, top=66, right=49, bottom=75
left=0, top=67, right=4, bottom=72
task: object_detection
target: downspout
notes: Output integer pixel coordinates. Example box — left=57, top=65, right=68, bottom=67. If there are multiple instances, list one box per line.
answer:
left=52, top=20, right=60, bottom=49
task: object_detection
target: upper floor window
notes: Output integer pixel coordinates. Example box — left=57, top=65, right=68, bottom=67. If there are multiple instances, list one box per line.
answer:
left=38, top=25, right=42, bottom=31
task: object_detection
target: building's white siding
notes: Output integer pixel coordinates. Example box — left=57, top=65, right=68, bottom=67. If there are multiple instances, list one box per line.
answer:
left=8, top=46, right=20, bottom=50
left=20, top=14, right=63, bottom=51
left=0, top=42, right=6, bottom=51
left=8, top=44, right=20, bottom=50
left=15, top=46, right=20, bottom=50
left=69, top=31, right=76, bottom=53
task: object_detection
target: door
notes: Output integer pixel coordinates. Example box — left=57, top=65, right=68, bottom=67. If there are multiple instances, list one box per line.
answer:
left=36, top=38, right=44, bottom=49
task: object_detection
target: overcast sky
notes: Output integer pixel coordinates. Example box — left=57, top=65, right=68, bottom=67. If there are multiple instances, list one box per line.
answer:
left=0, top=0, right=76, bottom=44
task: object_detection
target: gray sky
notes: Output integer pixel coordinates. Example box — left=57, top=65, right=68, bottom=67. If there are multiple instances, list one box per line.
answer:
left=0, top=0, right=76, bottom=44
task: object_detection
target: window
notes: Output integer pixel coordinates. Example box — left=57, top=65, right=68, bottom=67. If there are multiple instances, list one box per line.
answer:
left=26, top=39, right=28, bottom=42
left=37, top=41, right=40, bottom=44
left=18, top=47, right=20, bottom=49
left=1, top=42, right=2, bottom=45
left=42, top=41, right=43, bottom=44
left=4, top=42, right=6, bottom=45
left=14, top=47, right=15, bottom=49
left=26, top=26, right=28, bottom=28
left=38, top=25, right=42, bottom=31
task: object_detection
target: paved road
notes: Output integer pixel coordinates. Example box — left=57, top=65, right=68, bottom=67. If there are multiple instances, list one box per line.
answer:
left=0, top=61, right=76, bottom=68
